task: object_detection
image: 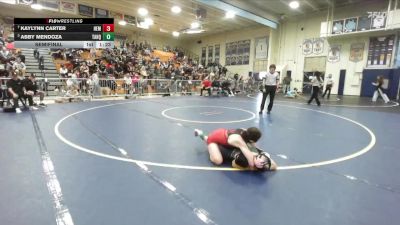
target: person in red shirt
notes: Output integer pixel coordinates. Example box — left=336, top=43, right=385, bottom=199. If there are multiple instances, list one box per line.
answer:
left=200, top=78, right=211, bottom=96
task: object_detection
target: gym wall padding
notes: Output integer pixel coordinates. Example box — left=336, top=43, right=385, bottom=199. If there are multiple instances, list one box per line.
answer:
left=360, top=69, right=400, bottom=98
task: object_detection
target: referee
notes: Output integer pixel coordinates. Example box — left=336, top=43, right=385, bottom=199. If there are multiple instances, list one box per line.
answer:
left=259, top=64, right=279, bottom=114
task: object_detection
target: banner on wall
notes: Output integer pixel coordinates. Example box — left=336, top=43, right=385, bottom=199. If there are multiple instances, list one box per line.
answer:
left=255, top=37, right=268, bottom=59
left=344, top=17, right=357, bottom=32
left=125, top=15, right=136, bottom=25
left=225, top=40, right=250, bottom=66
left=302, top=39, right=312, bottom=55
left=312, top=38, right=324, bottom=55
left=110, top=11, right=124, bottom=20
left=60, top=1, right=77, bottom=14
left=328, top=45, right=341, bottom=63
left=357, top=15, right=371, bottom=31
left=201, top=47, right=206, bottom=66
left=332, top=20, right=344, bottom=34
left=349, top=43, right=365, bottom=62
left=208, top=46, right=213, bottom=64
left=78, top=4, right=93, bottom=17
left=367, top=35, right=394, bottom=66
left=370, top=12, right=387, bottom=29
left=95, top=8, right=109, bottom=18
left=214, top=44, right=220, bottom=64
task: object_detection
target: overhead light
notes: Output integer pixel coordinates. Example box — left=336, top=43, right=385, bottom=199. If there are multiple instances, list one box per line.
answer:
left=171, top=6, right=181, bottom=14
left=118, top=20, right=127, bottom=26
left=289, top=1, right=299, bottom=9
left=172, top=31, right=180, bottom=37
left=31, top=3, right=43, bottom=10
left=160, top=28, right=169, bottom=33
left=225, top=11, right=235, bottom=19
left=191, top=22, right=200, bottom=29
left=138, top=7, right=148, bottom=16
left=144, top=18, right=153, bottom=26
left=0, top=0, right=16, bottom=4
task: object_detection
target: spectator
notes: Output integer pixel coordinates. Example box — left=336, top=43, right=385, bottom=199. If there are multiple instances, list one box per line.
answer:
left=7, top=72, right=35, bottom=112
left=282, top=74, right=292, bottom=94
left=0, top=46, right=10, bottom=62
left=23, top=73, right=46, bottom=107
left=13, top=58, right=26, bottom=77
left=79, top=62, right=90, bottom=77
left=33, top=48, right=39, bottom=59
left=221, top=78, right=234, bottom=97
left=322, top=74, right=334, bottom=99
left=200, top=77, right=212, bottom=96
left=114, top=63, right=124, bottom=78
left=59, top=64, right=68, bottom=78
left=17, top=51, right=25, bottom=63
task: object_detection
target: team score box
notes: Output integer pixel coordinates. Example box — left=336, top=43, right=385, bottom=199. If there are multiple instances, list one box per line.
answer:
left=102, top=32, right=114, bottom=41
left=102, top=24, right=114, bottom=32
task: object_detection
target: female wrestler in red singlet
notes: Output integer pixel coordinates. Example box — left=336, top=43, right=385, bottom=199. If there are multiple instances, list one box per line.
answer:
left=194, top=127, right=277, bottom=170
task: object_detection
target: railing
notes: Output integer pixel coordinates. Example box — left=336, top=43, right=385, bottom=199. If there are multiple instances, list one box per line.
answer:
left=0, top=77, right=264, bottom=99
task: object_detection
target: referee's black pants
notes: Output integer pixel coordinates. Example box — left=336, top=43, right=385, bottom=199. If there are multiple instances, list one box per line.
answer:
left=308, top=86, right=321, bottom=106
left=260, top=85, right=277, bottom=112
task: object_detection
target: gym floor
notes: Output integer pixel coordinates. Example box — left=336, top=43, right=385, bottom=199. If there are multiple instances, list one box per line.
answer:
left=1, top=94, right=399, bottom=225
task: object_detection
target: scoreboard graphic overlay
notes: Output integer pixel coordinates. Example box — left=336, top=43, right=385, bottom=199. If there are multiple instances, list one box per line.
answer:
left=14, top=18, right=114, bottom=49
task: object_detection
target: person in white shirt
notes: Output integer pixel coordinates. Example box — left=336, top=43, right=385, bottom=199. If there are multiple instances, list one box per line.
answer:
left=13, top=58, right=26, bottom=77
left=59, top=64, right=68, bottom=78
left=322, top=74, right=334, bottom=99
left=307, top=72, right=323, bottom=106
left=259, top=64, right=279, bottom=114
left=123, top=73, right=133, bottom=95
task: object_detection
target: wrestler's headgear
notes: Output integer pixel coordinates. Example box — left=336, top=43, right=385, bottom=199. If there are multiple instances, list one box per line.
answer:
left=255, top=152, right=272, bottom=171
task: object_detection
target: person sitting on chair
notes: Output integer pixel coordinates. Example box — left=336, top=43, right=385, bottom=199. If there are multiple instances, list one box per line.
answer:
left=7, top=72, right=35, bottom=113
left=211, top=79, right=222, bottom=95
left=221, top=78, right=234, bottom=97
left=23, top=73, right=46, bottom=107
left=200, top=77, right=212, bottom=96
left=194, top=127, right=277, bottom=171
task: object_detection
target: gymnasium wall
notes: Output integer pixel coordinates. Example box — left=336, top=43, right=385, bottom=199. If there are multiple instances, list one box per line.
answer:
left=275, top=0, right=394, bottom=96
left=182, top=26, right=270, bottom=78
left=127, top=31, right=180, bottom=50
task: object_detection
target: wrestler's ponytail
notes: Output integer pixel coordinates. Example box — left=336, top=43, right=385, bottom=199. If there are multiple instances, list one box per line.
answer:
left=243, top=127, right=261, bottom=143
